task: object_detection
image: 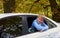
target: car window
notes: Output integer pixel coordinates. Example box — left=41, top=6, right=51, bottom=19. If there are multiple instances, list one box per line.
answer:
left=0, top=16, right=23, bottom=37
left=27, top=16, right=57, bottom=33
left=45, top=18, right=57, bottom=29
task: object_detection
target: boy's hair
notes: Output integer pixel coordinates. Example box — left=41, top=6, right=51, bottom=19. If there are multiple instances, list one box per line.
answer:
left=37, top=12, right=45, bottom=18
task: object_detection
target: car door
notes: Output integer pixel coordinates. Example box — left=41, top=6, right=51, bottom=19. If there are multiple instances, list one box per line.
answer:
left=0, top=15, right=26, bottom=38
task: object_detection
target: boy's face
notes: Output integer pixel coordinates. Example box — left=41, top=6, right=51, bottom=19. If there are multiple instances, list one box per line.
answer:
left=37, top=16, right=44, bottom=23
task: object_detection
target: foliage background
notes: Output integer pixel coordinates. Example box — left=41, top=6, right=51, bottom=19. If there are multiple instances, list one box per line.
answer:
left=0, top=0, right=4, bottom=13
left=0, top=0, right=60, bottom=18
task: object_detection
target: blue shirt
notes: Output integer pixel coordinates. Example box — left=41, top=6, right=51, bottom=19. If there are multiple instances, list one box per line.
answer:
left=32, top=19, right=49, bottom=31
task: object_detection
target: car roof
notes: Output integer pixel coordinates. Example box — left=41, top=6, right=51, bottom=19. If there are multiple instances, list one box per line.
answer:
left=0, top=13, right=38, bottom=15
left=0, top=13, right=38, bottom=18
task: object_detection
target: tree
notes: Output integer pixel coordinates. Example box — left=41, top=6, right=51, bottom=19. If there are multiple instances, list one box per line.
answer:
left=3, top=0, right=15, bottom=13
left=28, top=0, right=40, bottom=13
left=49, top=0, right=60, bottom=22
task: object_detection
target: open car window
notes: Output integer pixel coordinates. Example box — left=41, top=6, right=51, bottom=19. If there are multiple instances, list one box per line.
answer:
left=27, top=16, right=57, bottom=33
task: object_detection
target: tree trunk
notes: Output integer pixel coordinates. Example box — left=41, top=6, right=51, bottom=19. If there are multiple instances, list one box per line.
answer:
left=49, top=0, right=60, bottom=22
left=3, top=0, right=15, bottom=13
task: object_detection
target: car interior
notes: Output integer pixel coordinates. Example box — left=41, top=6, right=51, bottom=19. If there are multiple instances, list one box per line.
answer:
left=27, top=16, right=38, bottom=33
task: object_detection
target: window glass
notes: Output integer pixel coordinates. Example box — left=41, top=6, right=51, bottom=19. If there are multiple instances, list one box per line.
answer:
left=0, top=16, right=22, bottom=37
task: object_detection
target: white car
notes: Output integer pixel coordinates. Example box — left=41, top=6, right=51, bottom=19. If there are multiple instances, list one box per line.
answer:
left=0, top=13, right=60, bottom=38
